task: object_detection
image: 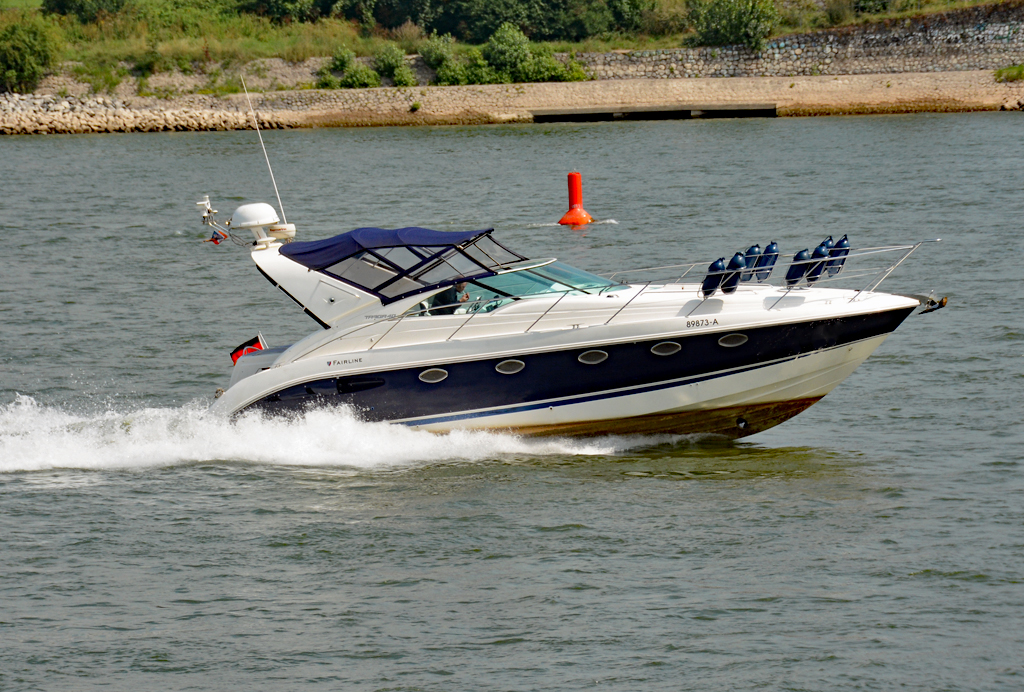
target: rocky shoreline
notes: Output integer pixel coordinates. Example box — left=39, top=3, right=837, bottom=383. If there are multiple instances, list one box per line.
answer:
left=6, top=2, right=1024, bottom=136
left=3, top=71, right=1024, bottom=135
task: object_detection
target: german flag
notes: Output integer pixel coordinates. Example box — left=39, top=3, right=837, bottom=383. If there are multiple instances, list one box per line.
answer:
left=230, top=334, right=267, bottom=365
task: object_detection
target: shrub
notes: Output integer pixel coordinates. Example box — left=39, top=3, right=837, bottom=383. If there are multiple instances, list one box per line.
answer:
left=608, top=0, right=655, bottom=31
left=824, top=0, right=852, bottom=25
left=328, top=46, right=355, bottom=72
left=339, top=61, right=381, bottom=87
left=316, top=46, right=355, bottom=88
left=433, top=57, right=467, bottom=85
left=853, top=0, right=889, bottom=13
left=483, top=22, right=530, bottom=78
left=118, top=0, right=239, bottom=39
left=562, top=54, right=591, bottom=82
left=386, top=19, right=425, bottom=53
left=372, top=40, right=405, bottom=78
left=412, top=0, right=662, bottom=43
left=688, top=0, right=779, bottom=52
left=428, top=25, right=590, bottom=86
left=419, top=32, right=456, bottom=70
left=641, top=0, right=689, bottom=34
left=465, top=46, right=503, bottom=83
left=0, top=19, right=60, bottom=94
left=521, top=51, right=567, bottom=82
left=236, top=0, right=317, bottom=23
left=41, top=0, right=127, bottom=23
left=332, top=0, right=376, bottom=32
left=995, top=64, right=1024, bottom=83
left=391, top=62, right=417, bottom=86
left=133, top=45, right=163, bottom=77
left=315, top=69, right=340, bottom=88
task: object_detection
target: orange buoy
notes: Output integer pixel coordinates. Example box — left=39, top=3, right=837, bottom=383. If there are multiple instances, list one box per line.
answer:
left=558, top=171, right=594, bottom=226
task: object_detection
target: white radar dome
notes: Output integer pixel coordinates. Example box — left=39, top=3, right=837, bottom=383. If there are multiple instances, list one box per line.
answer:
left=231, top=203, right=280, bottom=228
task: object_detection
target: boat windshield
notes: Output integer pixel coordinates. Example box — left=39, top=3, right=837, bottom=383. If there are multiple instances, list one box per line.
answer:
left=410, top=261, right=626, bottom=316
left=477, top=261, right=623, bottom=297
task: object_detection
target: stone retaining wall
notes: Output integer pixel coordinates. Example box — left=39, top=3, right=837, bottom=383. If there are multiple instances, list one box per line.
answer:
left=4, top=72, right=1024, bottom=135
left=578, top=1, right=1024, bottom=78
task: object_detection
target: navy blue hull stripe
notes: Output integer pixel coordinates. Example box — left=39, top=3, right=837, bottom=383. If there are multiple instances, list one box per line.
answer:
left=243, top=306, right=916, bottom=424
left=395, top=343, right=837, bottom=426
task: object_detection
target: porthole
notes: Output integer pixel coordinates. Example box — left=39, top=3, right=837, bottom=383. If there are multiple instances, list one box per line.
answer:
left=651, top=341, right=681, bottom=357
left=578, top=350, right=609, bottom=365
left=495, top=359, right=525, bottom=375
left=418, top=368, right=449, bottom=384
left=718, top=333, right=749, bottom=348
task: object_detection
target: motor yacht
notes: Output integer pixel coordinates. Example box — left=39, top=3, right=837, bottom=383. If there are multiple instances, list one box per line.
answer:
left=200, top=198, right=939, bottom=438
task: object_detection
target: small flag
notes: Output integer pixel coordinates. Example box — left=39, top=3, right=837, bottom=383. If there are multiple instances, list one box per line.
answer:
left=230, top=333, right=267, bottom=365
left=205, top=228, right=229, bottom=245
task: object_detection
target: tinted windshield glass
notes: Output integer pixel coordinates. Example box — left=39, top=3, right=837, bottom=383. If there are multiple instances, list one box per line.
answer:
left=532, top=262, right=622, bottom=292
left=475, top=261, right=623, bottom=297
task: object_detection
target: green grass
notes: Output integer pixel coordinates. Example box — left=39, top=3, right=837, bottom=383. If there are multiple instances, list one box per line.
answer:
left=1, top=0, right=1016, bottom=94
left=995, top=63, right=1024, bottom=81
left=776, top=0, right=1005, bottom=35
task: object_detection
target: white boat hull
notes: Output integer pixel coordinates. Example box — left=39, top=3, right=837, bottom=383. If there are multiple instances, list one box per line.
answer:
left=406, top=333, right=888, bottom=437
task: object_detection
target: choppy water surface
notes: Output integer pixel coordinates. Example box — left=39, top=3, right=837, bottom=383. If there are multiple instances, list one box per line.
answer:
left=1, top=114, right=1022, bottom=690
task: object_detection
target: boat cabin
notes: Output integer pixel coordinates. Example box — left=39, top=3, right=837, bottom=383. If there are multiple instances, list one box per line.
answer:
left=275, top=227, right=624, bottom=321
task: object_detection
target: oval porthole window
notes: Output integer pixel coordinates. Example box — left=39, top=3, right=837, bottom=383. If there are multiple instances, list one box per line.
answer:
left=418, top=368, right=449, bottom=384
left=495, top=359, right=525, bottom=375
left=651, top=341, right=681, bottom=357
left=578, top=350, right=609, bottom=365
left=718, top=333, right=749, bottom=348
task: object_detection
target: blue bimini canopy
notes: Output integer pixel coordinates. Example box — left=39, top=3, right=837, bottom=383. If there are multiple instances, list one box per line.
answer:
left=279, top=227, right=489, bottom=270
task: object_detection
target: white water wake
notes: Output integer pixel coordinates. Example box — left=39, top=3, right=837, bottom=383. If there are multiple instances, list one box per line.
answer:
left=0, top=395, right=674, bottom=473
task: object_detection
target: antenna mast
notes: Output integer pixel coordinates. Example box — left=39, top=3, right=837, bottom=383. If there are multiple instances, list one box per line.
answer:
left=241, top=76, right=287, bottom=224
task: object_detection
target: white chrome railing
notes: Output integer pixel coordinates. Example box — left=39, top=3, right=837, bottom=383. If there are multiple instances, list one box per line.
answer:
left=604, top=241, right=940, bottom=300
left=287, top=240, right=938, bottom=359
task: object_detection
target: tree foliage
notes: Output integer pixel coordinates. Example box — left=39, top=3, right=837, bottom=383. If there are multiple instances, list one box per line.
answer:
left=332, top=0, right=653, bottom=42
left=482, top=22, right=530, bottom=77
left=688, top=0, right=778, bottom=52
left=419, top=32, right=456, bottom=69
left=391, top=62, right=417, bottom=85
left=428, top=23, right=589, bottom=86
left=372, top=40, right=405, bottom=77
left=338, top=61, right=381, bottom=86
left=41, top=0, right=127, bottom=23
left=0, top=18, right=60, bottom=93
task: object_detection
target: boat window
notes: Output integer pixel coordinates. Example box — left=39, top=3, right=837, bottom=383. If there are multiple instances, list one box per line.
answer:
left=464, top=237, right=521, bottom=268
left=461, top=282, right=514, bottom=312
left=474, top=261, right=624, bottom=297
left=475, top=270, right=566, bottom=297
left=402, top=281, right=512, bottom=317
left=531, top=262, right=626, bottom=292
left=379, top=275, right=427, bottom=298
left=324, top=251, right=398, bottom=289
left=374, top=246, right=423, bottom=270
left=409, top=245, right=448, bottom=258
left=415, top=250, right=483, bottom=285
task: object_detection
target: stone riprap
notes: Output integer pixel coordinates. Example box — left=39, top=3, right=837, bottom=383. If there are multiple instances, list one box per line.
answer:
left=0, top=94, right=265, bottom=134
left=4, top=72, right=1024, bottom=135
left=578, top=1, right=1024, bottom=78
